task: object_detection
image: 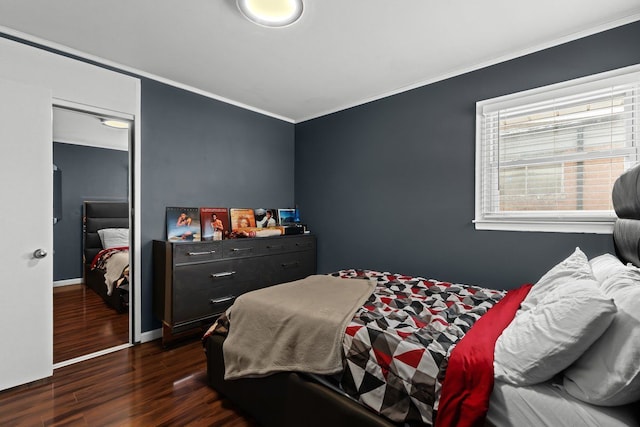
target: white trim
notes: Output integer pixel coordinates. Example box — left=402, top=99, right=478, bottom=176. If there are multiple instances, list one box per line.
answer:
left=132, top=80, right=142, bottom=344
left=53, top=278, right=82, bottom=287
left=53, top=138, right=128, bottom=152
left=0, top=26, right=295, bottom=123
left=473, top=219, right=614, bottom=234
left=53, top=343, right=132, bottom=369
left=3, top=13, right=640, bottom=124
left=53, top=98, right=134, bottom=120
left=140, top=328, right=162, bottom=343
left=478, top=64, right=640, bottom=114
left=296, top=13, right=640, bottom=123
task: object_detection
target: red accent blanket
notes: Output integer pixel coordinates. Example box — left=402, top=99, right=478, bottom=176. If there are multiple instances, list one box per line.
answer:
left=435, top=283, right=532, bottom=427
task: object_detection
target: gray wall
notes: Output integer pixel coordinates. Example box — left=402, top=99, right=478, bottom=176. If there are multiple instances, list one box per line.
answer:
left=295, top=21, right=640, bottom=291
left=53, top=142, right=128, bottom=281
left=140, top=79, right=295, bottom=331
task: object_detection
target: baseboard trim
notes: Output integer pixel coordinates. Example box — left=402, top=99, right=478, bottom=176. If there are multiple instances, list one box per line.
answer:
left=140, top=328, right=162, bottom=343
left=53, top=278, right=82, bottom=287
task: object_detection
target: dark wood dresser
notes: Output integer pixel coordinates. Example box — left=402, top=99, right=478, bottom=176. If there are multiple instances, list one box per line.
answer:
left=153, top=234, right=316, bottom=345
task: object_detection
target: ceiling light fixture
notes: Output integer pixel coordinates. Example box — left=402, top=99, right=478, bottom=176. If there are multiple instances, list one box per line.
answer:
left=101, top=119, right=130, bottom=129
left=237, top=0, right=303, bottom=28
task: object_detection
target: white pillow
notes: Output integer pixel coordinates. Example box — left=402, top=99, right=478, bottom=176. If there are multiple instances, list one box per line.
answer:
left=494, top=278, right=617, bottom=386
left=589, top=253, right=626, bottom=283
left=563, top=267, right=640, bottom=406
left=97, top=228, right=129, bottom=249
left=520, top=247, right=593, bottom=312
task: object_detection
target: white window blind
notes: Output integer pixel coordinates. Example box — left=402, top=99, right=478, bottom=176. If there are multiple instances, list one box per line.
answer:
left=476, top=65, right=640, bottom=233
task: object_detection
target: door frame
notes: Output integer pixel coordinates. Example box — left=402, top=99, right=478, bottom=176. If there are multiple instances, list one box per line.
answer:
left=54, top=98, right=141, bottom=345
left=51, top=100, right=141, bottom=368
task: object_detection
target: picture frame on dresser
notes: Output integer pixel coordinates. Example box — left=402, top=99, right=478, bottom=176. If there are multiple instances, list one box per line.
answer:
left=255, top=208, right=279, bottom=228
left=166, top=206, right=201, bottom=241
left=278, top=208, right=296, bottom=225
left=229, top=208, right=256, bottom=230
left=200, top=207, right=230, bottom=241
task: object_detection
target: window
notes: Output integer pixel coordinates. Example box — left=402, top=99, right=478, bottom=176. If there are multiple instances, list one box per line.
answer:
left=475, top=65, right=640, bottom=233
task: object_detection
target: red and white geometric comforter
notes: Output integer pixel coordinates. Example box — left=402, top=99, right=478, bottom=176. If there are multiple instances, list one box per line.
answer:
left=332, top=269, right=506, bottom=425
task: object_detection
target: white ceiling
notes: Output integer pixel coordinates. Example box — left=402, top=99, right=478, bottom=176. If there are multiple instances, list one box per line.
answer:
left=1, top=1, right=640, bottom=123
left=53, top=107, right=129, bottom=151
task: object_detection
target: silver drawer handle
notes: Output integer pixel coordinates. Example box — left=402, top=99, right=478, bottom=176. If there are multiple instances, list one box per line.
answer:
left=231, top=247, right=253, bottom=252
left=210, top=271, right=236, bottom=278
left=266, top=245, right=284, bottom=250
left=210, top=295, right=235, bottom=304
left=187, top=250, right=216, bottom=256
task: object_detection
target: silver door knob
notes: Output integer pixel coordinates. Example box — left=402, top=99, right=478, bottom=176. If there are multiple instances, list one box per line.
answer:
left=33, top=249, right=47, bottom=259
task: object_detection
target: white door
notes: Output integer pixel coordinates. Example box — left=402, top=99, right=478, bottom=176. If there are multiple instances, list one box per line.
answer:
left=0, top=77, right=53, bottom=390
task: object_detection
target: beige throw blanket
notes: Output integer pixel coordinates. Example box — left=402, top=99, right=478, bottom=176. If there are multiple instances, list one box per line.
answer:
left=103, top=251, right=129, bottom=296
left=223, top=274, right=376, bottom=380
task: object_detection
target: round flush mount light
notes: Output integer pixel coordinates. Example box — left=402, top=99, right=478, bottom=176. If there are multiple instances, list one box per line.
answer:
left=101, top=119, right=130, bottom=129
left=237, top=0, right=303, bottom=28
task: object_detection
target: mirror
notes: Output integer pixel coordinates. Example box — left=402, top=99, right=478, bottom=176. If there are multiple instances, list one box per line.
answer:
left=52, top=107, right=130, bottom=364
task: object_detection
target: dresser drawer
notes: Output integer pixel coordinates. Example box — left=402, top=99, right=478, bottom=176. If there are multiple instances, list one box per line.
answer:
left=173, top=257, right=269, bottom=323
left=258, top=250, right=316, bottom=290
left=173, top=241, right=223, bottom=265
left=261, top=235, right=314, bottom=255
left=222, top=239, right=263, bottom=258
left=173, top=261, right=247, bottom=324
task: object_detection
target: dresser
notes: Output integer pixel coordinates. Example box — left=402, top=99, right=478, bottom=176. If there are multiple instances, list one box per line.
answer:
left=153, top=234, right=316, bottom=344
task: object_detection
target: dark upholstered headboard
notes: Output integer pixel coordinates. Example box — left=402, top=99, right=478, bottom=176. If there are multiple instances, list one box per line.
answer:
left=83, top=201, right=129, bottom=264
left=613, top=165, right=640, bottom=267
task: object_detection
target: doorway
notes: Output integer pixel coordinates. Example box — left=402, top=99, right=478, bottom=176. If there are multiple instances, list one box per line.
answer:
left=52, top=106, right=132, bottom=365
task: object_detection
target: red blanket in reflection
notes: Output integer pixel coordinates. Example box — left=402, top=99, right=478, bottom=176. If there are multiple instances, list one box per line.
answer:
left=435, top=284, right=533, bottom=427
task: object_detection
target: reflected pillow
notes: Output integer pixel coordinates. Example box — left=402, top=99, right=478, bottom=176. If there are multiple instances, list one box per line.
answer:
left=98, top=228, right=129, bottom=249
left=494, top=278, right=616, bottom=386
left=564, top=267, right=640, bottom=406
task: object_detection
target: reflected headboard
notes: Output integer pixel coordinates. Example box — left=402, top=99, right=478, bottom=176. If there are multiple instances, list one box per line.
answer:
left=613, top=164, right=640, bottom=267
left=83, top=201, right=129, bottom=265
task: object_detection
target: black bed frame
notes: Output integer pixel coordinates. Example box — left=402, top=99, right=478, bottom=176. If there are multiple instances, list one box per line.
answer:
left=205, top=334, right=398, bottom=427
left=83, top=201, right=129, bottom=313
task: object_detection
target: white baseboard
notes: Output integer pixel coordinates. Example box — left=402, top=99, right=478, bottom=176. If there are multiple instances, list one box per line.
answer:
left=140, top=328, right=162, bottom=343
left=53, top=278, right=83, bottom=287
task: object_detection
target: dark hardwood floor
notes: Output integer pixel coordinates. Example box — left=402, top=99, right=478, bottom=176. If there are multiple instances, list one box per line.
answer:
left=0, top=336, right=258, bottom=426
left=53, top=284, right=129, bottom=363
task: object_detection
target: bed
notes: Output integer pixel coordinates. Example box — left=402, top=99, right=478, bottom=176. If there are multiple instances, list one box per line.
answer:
left=203, top=165, right=640, bottom=426
left=83, top=200, right=130, bottom=313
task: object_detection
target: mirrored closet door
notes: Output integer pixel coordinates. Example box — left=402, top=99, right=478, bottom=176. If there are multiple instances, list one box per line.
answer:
left=52, top=107, right=131, bottom=365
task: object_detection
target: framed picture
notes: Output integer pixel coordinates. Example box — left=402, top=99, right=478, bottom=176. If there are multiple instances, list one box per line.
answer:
left=166, top=207, right=201, bottom=241
left=278, top=208, right=296, bottom=226
left=200, top=207, right=230, bottom=240
left=230, top=208, right=256, bottom=231
left=254, top=208, right=279, bottom=228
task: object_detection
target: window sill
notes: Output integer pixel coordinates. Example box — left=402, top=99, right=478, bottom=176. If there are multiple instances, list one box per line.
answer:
left=473, top=219, right=614, bottom=234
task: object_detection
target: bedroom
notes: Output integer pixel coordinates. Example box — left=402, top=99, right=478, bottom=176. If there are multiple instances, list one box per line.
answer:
left=0, top=1, right=640, bottom=425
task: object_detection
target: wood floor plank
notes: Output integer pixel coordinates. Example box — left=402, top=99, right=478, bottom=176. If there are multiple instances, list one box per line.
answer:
left=53, top=284, right=128, bottom=364
left=1, top=287, right=257, bottom=427
left=0, top=340, right=257, bottom=427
